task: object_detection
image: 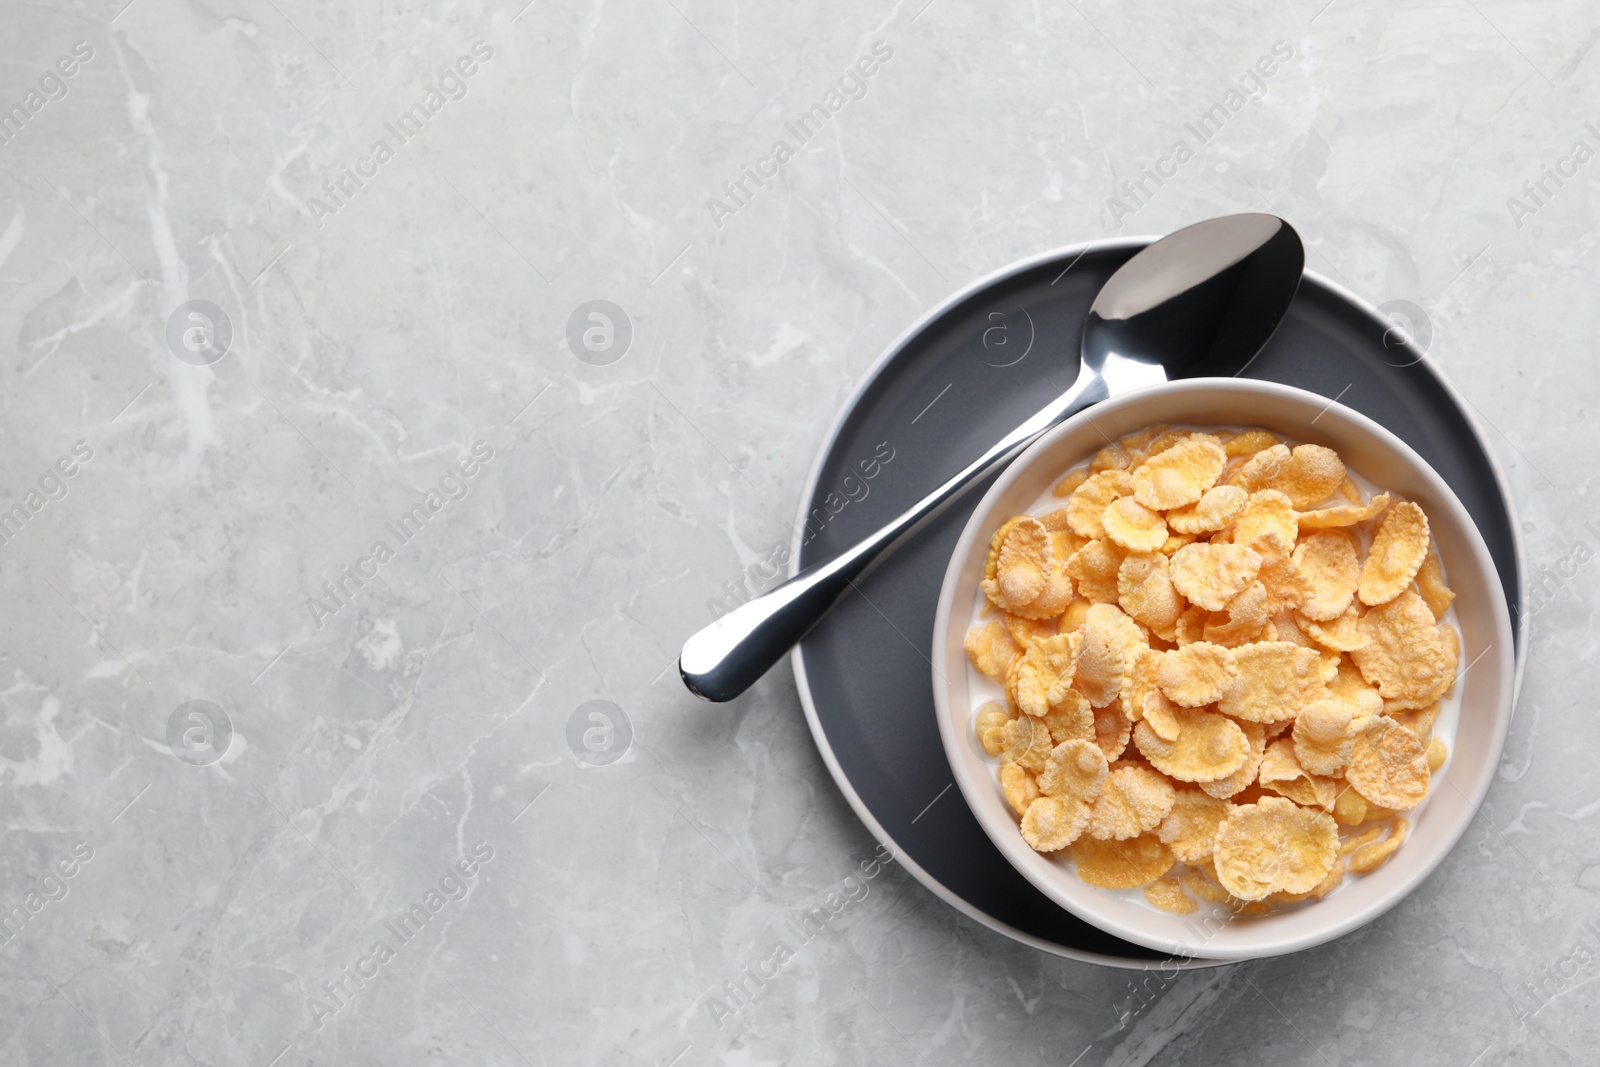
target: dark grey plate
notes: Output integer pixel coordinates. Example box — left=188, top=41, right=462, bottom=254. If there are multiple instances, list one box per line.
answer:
left=789, top=239, right=1525, bottom=968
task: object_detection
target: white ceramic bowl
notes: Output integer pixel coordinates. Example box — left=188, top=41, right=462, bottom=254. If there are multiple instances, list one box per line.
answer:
left=931, top=379, right=1516, bottom=960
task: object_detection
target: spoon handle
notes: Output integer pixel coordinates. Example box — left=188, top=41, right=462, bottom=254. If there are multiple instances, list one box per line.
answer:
left=679, top=365, right=1107, bottom=702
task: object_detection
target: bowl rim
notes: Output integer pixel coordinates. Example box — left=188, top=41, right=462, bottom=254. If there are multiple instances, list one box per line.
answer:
left=787, top=235, right=1527, bottom=968
left=930, top=376, right=1517, bottom=960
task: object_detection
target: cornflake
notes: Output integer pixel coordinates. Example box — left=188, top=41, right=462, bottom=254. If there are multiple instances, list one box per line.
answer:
left=971, top=423, right=1457, bottom=916
left=1214, top=797, right=1339, bottom=900
left=1170, top=542, right=1263, bottom=611
left=1359, top=501, right=1430, bottom=606
left=1132, top=433, right=1227, bottom=510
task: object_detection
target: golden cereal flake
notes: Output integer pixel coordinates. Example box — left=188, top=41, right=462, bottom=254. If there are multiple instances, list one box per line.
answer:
left=1345, top=716, right=1430, bottom=810
left=1350, top=590, right=1456, bottom=703
left=1038, top=738, right=1110, bottom=801
left=1072, top=832, right=1175, bottom=889
left=1052, top=468, right=1089, bottom=499
left=1213, top=796, right=1339, bottom=900
left=1020, top=794, right=1092, bottom=851
left=999, top=762, right=1040, bottom=816
left=1009, top=632, right=1084, bottom=717
left=1223, top=429, right=1281, bottom=458
left=1293, top=604, right=1369, bottom=653
left=1273, top=444, right=1347, bottom=509
left=1295, top=492, right=1392, bottom=530
left=1293, top=529, right=1361, bottom=621
left=1173, top=604, right=1209, bottom=646
left=1072, top=603, right=1141, bottom=707
left=1134, top=709, right=1250, bottom=783
left=1232, top=489, right=1300, bottom=553
left=1166, top=484, right=1249, bottom=535
left=1000, top=715, right=1055, bottom=772
left=1102, top=496, right=1170, bottom=553
left=1066, top=470, right=1135, bottom=540
left=1086, top=765, right=1176, bottom=840
left=1348, top=818, right=1410, bottom=874
left=1144, top=874, right=1198, bottom=914
left=1093, top=702, right=1132, bottom=761
left=1040, top=689, right=1096, bottom=745
left=1415, top=547, right=1456, bottom=621
left=1358, top=501, right=1431, bottom=606
left=1156, top=641, right=1239, bottom=706
left=1001, top=611, right=1058, bottom=648
left=1066, top=538, right=1127, bottom=605
left=1132, top=433, right=1227, bottom=510
left=1218, top=641, right=1329, bottom=723
left=1203, top=581, right=1271, bottom=648
left=1291, top=697, right=1363, bottom=776
left=1118, top=551, right=1183, bottom=636
left=1169, top=542, right=1264, bottom=612
left=981, top=516, right=1051, bottom=611
left=1227, top=443, right=1290, bottom=493
left=1158, top=789, right=1233, bottom=862
left=965, top=619, right=1022, bottom=682
left=1258, top=738, right=1338, bottom=811
left=974, top=701, right=1013, bottom=757
left=1091, top=442, right=1135, bottom=473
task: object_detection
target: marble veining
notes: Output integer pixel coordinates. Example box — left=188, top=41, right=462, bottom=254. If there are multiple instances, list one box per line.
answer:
left=0, top=0, right=1595, bottom=1063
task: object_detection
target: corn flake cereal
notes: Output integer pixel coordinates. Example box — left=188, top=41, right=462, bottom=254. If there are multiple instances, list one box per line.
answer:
left=1348, top=818, right=1409, bottom=874
left=1156, top=642, right=1238, bottom=706
left=1274, top=444, right=1347, bottom=508
left=1345, top=717, right=1430, bottom=810
left=1166, top=484, right=1249, bottom=535
left=1072, top=832, right=1175, bottom=888
left=1158, top=789, right=1233, bottom=862
left=999, top=762, right=1040, bottom=816
left=1038, top=739, right=1110, bottom=801
left=1073, top=603, right=1138, bottom=707
left=1293, top=530, right=1360, bottom=621
left=1351, top=590, right=1456, bottom=703
left=1093, top=702, right=1132, bottom=761
left=1117, top=552, right=1183, bottom=635
left=974, top=701, right=1012, bottom=757
left=1416, top=547, right=1456, bottom=621
left=1103, top=496, right=1170, bottom=552
left=1000, top=715, right=1054, bottom=772
left=1010, top=632, right=1083, bottom=717
left=1041, top=689, right=1096, bottom=745
left=1143, top=874, right=1198, bottom=913
left=1218, top=642, right=1328, bottom=723
left=1132, top=433, right=1227, bottom=510
left=1214, top=796, right=1339, bottom=900
left=1170, top=542, right=1263, bottom=611
left=965, top=619, right=1022, bottom=682
left=972, top=423, right=1458, bottom=916
left=1223, top=429, right=1280, bottom=458
left=1066, top=539, right=1126, bottom=605
left=1232, top=490, right=1300, bottom=553
left=1294, top=604, right=1369, bottom=653
left=1086, top=765, right=1176, bottom=840
left=1021, top=794, right=1091, bottom=851
left=1295, top=491, right=1392, bottom=529
left=1066, top=470, right=1134, bottom=539
left=1134, top=709, right=1250, bottom=783
left=1359, top=501, right=1430, bottom=606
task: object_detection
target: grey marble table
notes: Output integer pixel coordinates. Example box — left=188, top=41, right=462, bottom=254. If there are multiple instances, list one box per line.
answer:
left=0, top=0, right=1594, bottom=1064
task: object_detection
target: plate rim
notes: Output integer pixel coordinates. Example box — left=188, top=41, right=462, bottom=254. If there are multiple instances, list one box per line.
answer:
left=785, top=236, right=1528, bottom=969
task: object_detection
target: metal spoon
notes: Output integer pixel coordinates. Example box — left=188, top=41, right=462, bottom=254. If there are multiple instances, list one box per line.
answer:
left=680, top=213, right=1304, bottom=702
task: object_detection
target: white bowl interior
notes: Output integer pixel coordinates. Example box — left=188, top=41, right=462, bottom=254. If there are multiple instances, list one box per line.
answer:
left=932, top=379, right=1515, bottom=960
